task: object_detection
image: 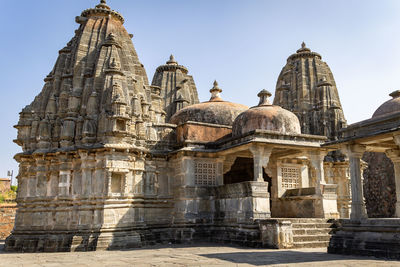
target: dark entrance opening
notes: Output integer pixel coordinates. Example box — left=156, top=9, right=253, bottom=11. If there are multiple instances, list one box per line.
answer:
left=224, top=157, right=253, bottom=184
left=223, top=157, right=272, bottom=197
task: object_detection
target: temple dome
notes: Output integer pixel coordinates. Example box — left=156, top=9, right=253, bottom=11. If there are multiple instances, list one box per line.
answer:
left=232, top=90, right=301, bottom=136
left=372, top=90, right=400, bottom=118
left=170, top=81, right=248, bottom=126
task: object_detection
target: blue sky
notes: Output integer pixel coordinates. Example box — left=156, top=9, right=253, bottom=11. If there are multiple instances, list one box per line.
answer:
left=1, top=0, right=400, bottom=180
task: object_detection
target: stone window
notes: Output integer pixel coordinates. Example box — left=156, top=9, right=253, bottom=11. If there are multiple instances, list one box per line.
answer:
left=281, top=166, right=300, bottom=189
left=116, top=119, right=126, bottom=131
left=111, top=173, right=123, bottom=193
left=194, top=161, right=217, bottom=186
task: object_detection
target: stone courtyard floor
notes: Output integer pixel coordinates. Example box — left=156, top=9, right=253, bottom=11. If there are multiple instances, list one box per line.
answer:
left=0, top=241, right=399, bottom=267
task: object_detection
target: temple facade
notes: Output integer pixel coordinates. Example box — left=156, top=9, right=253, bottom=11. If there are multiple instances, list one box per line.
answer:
left=6, top=1, right=400, bottom=255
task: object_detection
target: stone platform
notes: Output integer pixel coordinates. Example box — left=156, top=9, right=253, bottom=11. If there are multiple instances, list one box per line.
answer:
left=328, top=218, right=400, bottom=259
left=5, top=218, right=335, bottom=252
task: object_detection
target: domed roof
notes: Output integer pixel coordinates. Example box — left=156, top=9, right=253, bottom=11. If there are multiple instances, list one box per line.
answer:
left=232, top=90, right=301, bottom=137
left=372, top=90, right=400, bottom=118
left=170, top=81, right=248, bottom=126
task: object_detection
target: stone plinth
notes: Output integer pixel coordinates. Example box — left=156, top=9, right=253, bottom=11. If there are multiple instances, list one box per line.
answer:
left=328, top=218, right=400, bottom=259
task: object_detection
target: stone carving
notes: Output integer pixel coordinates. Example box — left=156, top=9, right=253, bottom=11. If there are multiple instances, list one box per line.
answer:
left=151, top=55, right=199, bottom=122
left=273, top=42, right=347, bottom=141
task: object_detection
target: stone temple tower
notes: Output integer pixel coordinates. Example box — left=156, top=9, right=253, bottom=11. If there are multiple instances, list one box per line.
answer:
left=274, top=43, right=350, bottom=218
left=151, top=55, right=199, bottom=122
left=15, top=0, right=171, bottom=152
left=8, top=1, right=177, bottom=251
left=273, top=42, right=347, bottom=140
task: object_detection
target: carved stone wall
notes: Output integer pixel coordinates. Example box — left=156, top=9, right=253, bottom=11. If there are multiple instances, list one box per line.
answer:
left=362, top=152, right=396, bottom=217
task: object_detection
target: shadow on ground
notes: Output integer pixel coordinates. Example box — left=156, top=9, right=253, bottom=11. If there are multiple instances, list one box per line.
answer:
left=199, top=250, right=391, bottom=266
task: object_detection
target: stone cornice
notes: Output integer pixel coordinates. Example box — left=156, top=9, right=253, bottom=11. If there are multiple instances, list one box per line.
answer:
left=81, top=7, right=124, bottom=24
left=155, top=64, right=188, bottom=74
left=288, top=51, right=322, bottom=61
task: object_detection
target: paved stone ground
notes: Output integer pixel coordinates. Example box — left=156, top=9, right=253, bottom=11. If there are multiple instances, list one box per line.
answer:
left=0, top=241, right=398, bottom=267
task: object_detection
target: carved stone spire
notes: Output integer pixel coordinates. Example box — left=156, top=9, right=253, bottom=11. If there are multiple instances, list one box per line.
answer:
left=151, top=55, right=199, bottom=122
left=14, top=1, right=151, bottom=152
left=274, top=44, right=346, bottom=140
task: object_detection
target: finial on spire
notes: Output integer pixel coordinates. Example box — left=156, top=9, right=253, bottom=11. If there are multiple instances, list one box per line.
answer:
left=389, top=90, right=400, bottom=99
left=96, top=0, right=110, bottom=10
left=209, top=80, right=223, bottom=101
left=166, top=54, right=178, bottom=65
left=257, top=89, right=272, bottom=106
left=296, top=41, right=311, bottom=53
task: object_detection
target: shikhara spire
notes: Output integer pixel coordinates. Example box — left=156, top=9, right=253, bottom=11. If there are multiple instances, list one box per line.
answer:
left=274, top=44, right=346, bottom=140
left=14, top=0, right=169, bottom=153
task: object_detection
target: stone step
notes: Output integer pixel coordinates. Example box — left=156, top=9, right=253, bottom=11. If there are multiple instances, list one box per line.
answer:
left=293, top=234, right=331, bottom=243
left=292, top=228, right=332, bottom=235
left=292, top=241, right=330, bottom=248
left=292, top=223, right=333, bottom=229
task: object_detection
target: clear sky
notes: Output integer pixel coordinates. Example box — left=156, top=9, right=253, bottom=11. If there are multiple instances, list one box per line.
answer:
left=1, top=0, right=400, bottom=181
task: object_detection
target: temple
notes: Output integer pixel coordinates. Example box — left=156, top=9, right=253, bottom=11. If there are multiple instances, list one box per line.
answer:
left=5, top=1, right=400, bottom=258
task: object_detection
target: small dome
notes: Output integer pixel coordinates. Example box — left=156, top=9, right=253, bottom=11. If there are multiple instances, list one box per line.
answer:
left=232, top=90, right=301, bottom=136
left=170, top=81, right=248, bottom=126
left=372, top=90, right=400, bottom=118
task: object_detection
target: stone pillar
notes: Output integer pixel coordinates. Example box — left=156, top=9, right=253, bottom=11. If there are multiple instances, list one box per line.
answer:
left=385, top=148, right=400, bottom=217
left=250, top=146, right=272, bottom=182
left=309, top=151, right=327, bottom=195
left=343, top=145, right=367, bottom=220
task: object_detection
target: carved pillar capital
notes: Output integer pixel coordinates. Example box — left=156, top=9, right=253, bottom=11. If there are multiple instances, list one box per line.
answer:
left=393, top=134, right=400, bottom=147
left=385, top=148, right=400, bottom=162
left=249, top=145, right=273, bottom=168
left=250, top=145, right=272, bottom=182
left=342, top=144, right=366, bottom=159
left=308, top=150, right=328, bottom=169
left=222, top=155, right=237, bottom=174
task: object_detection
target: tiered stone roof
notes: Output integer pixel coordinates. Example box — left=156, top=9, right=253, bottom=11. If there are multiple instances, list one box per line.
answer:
left=14, top=0, right=166, bottom=153
left=274, top=42, right=347, bottom=141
